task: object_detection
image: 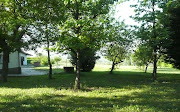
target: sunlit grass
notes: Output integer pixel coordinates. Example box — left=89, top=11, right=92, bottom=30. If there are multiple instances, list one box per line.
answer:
left=34, top=66, right=63, bottom=73
left=0, top=65, right=180, bottom=112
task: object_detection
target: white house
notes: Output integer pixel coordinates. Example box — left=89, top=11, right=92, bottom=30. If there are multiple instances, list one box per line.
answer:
left=0, top=50, right=30, bottom=74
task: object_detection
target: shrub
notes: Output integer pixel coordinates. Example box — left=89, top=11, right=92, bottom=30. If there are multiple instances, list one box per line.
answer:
left=69, top=48, right=99, bottom=72
left=54, top=56, right=61, bottom=64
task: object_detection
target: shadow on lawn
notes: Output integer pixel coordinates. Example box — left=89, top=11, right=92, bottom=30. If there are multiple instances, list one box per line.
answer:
left=0, top=70, right=179, bottom=89
left=0, top=87, right=179, bottom=112
left=0, top=70, right=180, bottom=111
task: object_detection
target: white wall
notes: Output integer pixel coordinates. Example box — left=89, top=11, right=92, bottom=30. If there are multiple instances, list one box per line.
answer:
left=0, top=51, right=20, bottom=69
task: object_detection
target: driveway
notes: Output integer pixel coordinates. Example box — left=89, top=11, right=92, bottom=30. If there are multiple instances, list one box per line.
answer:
left=8, top=66, right=48, bottom=76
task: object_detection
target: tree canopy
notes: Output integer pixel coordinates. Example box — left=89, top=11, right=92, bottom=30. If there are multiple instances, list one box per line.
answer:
left=57, top=0, right=118, bottom=89
left=164, top=1, right=180, bottom=69
left=0, top=0, right=34, bottom=82
left=131, top=0, right=171, bottom=81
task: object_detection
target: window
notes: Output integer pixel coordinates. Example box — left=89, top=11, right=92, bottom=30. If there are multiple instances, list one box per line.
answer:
left=0, top=54, right=2, bottom=63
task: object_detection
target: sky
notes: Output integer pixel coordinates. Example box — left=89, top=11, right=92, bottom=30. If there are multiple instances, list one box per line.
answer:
left=114, top=0, right=137, bottom=25
left=26, top=0, right=138, bottom=59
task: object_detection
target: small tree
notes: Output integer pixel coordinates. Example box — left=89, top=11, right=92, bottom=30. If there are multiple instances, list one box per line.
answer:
left=28, top=0, right=65, bottom=79
left=132, top=44, right=153, bottom=73
left=104, top=43, right=127, bottom=74
left=54, top=56, right=61, bottom=65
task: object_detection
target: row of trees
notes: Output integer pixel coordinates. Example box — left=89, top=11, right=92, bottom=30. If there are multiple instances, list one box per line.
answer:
left=0, top=0, right=179, bottom=89
left=131, top=0, right=180, bottom=81
left=0, top=0, right=122, bottom=90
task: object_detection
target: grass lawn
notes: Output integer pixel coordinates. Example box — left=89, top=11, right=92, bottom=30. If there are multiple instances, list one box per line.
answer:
left=0, top=65, right=180, bottom=112
left=34, top=66, right=63, bottom=74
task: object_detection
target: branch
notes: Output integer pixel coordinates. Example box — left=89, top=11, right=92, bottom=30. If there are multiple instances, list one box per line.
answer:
left=114, top=60, right=123, bottom=65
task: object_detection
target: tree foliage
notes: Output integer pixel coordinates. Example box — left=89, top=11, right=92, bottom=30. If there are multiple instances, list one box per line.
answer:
left=0, top=0, right=34, bottom=82
left=57, top=0, right=118, bottom=89
left=104, top=42, right=127, bottom=74
left=132, top=44, right=153, bottom=73
left=26, top=0, right=65, bottom=79
left=69, top=47, right=99, bottom=72
left=164, top=1, right=180, bottom=69
left=131, top=0, right=171, bottom=81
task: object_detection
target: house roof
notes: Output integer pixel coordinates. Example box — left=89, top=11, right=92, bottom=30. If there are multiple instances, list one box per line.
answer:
left=20, top=49, right=32, bottom=56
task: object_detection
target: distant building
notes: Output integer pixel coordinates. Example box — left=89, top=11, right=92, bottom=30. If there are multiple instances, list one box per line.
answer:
left=0, top=50, right=31, bottom=74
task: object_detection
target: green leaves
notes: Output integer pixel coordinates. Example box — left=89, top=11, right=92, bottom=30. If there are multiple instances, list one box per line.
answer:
left=58, top=0, right=118, bottom=53
left=133, top=43, right=153, bottom=67
left=104, top=42, right=127, bottom=64
left=132, top=0, right=171, bottom=52
left=0, top=0, right=33, bottom=52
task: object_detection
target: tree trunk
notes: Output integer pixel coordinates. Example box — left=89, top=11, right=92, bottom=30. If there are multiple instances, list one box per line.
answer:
left=74, top=51, right=80, bottom=90
left=47, top=36, right=52, bottom=79
left=145, top=64, right=148, bottom=73
left=1, top=50, right=9, bottom=82
left=152, top=50, right=157, bottom=81
left=109, top=62, right=115, bottom=75
left=47, top=49, right=52, bottom=79
left=152, top=0, right=157, bottom=81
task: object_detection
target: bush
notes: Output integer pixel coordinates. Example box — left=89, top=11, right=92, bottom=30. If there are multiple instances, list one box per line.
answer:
left=29, top=55, right=55, bottom=66
left=69, top=48, right=99, bottom=72
left=41, top=56, right=49, bottom=66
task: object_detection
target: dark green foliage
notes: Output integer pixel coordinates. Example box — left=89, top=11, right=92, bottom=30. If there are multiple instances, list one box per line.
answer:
left=165, top=6, right=180, bottom=69
left=69, top=48, right=99, bottom=72
left=132, top=43, right=153, bottom=72
left=131, top=0, right=171, bottom=80
left=0, top=0, right=34, bottom=82
left=57, top=0, right=118, bottom=89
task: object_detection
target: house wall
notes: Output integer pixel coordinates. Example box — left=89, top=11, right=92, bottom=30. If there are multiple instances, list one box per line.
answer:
left=0, top=51, right=21, bottom=74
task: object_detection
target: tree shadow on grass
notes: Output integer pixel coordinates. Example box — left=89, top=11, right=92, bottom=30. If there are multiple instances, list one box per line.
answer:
left=0, top=70, right=179, bottom=89
left=0, top=70, right=179, bottom=111
left=0, top=87, right=179, bottom=112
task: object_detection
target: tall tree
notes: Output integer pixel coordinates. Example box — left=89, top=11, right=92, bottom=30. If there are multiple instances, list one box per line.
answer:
left=0, top=0, right=32, bottom=82
left=131, top=0, right=170, bottom=81
left=57, top=0, right=118, bottom=90
left=28, top=0, right=65, bottom=79
left=164, top=1, right=180, bottom=68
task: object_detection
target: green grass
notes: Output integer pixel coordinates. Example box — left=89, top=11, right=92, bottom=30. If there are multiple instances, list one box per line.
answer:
left=0, top=65, right=180, bottom=112
left=34, top=66, right=63, bottom=74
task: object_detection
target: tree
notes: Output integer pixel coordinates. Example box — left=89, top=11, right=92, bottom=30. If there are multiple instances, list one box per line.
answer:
left=132, top=44, right=153, bottom=73
left=57, top=0, right=118, bottom=90
left=103, top=20, right=131, bottom=74
left=0, top=0, right=32, bottom=82
left=104, top=43, right=127, bottom=74
left=54, top=56, right=61, bottom=65
left=164, top=1, right=180, bottom=69
left=69, top=47, right=99, bottom=72
left=28, top=0, right=65, bottom=79
left=131, top=0, right=171, bottom=81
